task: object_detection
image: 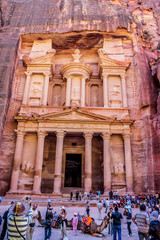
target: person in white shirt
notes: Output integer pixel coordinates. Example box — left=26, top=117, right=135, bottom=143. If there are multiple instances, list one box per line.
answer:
left=105, top=198, right=110, bottom=213
left=26, top=204, right=38, bottom=240
left=97, top=200, right=103, bottom=220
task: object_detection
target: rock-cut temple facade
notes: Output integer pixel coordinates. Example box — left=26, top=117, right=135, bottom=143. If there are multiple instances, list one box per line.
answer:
left=0, top=0, right=160, bottom=196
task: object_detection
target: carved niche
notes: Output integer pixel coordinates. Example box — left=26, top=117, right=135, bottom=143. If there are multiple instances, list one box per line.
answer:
left=71, top=76, right=81, bottom=106
left=52, top=84, right=62, bottom=106
left=90, top=84, right=99, bottom=107
left=29, top=74, right=44, bottom=105
left=108, top=75, right=122, bottom=107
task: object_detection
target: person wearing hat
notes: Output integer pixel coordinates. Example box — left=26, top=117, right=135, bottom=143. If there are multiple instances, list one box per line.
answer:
left=0, top=201, right=14, bottom=240
left=26, top=203, right=38, bottom=240
left=59, top=206, right=68, bottom=240
left=72, top=212, right=78, bottom=236
left=7, top=201, right=33, bottom=240
left=44, top=206, right=53, bottom=240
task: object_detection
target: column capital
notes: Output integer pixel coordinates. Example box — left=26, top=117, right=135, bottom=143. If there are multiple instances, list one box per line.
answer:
left=101, top=132, right=111, bottom=140
left=120, top=73, right=126, bottom=78
left=102, top=73, right=109, bottom=79
left=15, top=129, right=26, bottom=137
left=37, top=130, right=48, bottom=138
left=123, top=133, right=131, bottom=140
left=43, top=71, right=51, bottom=77
left=25, top=72, right=32, bottom=77
left=56, top=131, right=66, bottom=138
left=83, top=132, right=93, bottom=139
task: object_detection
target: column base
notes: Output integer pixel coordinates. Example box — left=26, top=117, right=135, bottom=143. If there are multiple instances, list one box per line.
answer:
left=32, top=190, right=41, bottom=194
left=126, top=191, right=134, bottom=195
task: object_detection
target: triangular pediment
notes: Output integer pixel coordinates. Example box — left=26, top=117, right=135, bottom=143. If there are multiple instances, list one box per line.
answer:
left=98, top=48, right=130, bottom=68
left=37, top=108, right=115, bottom=122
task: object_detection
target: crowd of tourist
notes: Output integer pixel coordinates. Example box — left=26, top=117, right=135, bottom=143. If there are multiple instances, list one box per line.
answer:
left=0, top=192, right=160, bottom=240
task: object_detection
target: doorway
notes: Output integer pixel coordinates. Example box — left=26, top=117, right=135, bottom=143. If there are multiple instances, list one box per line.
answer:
left=64, top=154, right=82, bottom=187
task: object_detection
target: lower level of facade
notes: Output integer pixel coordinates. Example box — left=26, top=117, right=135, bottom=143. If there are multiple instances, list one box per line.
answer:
left=8, top=108, right=134, bottom=196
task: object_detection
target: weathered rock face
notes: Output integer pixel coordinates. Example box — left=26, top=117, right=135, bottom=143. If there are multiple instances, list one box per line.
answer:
left=0, top=0, right=160, bottom=195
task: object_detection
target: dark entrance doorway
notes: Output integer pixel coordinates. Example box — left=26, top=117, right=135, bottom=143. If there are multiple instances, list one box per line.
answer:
left=64, top=154, right=82, bottom=187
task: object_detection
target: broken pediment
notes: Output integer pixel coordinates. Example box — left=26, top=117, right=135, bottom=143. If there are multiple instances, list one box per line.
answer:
left=37, top=108, right=115, bottom=122
left=23, top=49, right=56, bottom=66
left=98, top=48, right=130, bottom=74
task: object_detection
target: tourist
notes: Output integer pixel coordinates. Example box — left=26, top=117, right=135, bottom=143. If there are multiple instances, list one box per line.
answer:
left=7, top=201, right=33, bottom=240
left=112, top=206, right=123, bottom=240
left=125, top=208, right=132, bottom=237
left=44, top=206, right=53, bottom=240
left=89, top=190, right=92, bottom=200
left=60, top=206, right=68, bottom=240
left=105, top=198, right=110, bottom=213
left=76, top=191, right=79, bottom=201
left=109, top=190, right=113, bottom=200
left=0, top=201, right=14, bottom=240
left=70, top=192, right=73, bottom=201
left=72, top=212, right=78, bottom=236
left=84, top=192, right=88, bottom=202
left=149, top=219, right=160, bottom=240
left=150, top=206, right=159, bottom=220
left=26, top=203, right=38, bottom=240
left=132, top=204, right=149, bottom=240
left=79, top=191, right=81, bottom=201
left=107, top=207, right=113, bottom=235
left=98, top=190, right=101, bottom=200
left=97, top=200, right=103, bottom=220
left=125, top=202, right=132, bottom=213
left=86, top=201, right=90, bottom=217
left=47, top=197, right=51, bottom=207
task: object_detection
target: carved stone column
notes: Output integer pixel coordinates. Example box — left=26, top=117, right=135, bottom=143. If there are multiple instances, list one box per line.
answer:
left=81, top=77, right=86, bottom=107
left=84, top=132, right=93, bottom=193
left=33, top=131, right=48, bottom=194
left=53, top=131, right=66, bottom=194
left=121, top=74, right=128, bottom=107
left=43, top=72, right=50, bottom=106
left=103, top=74, right=109, bottom=107
left=22, top=72, right=31, bottom=105
left=66, top=77, right=71, bottom=106
left=10, top=130, right=25, bottom=192
left=123, top=134, right=134, bottom=193
left=101, top=132, right=111, bottom=194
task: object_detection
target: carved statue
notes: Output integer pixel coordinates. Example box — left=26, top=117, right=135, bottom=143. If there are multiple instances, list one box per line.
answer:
left=21, top=161, right=34, bottom=174
left=111, top=84, right=120, bottom=97
left=114, top=162, right=124, bottom=176
left=72, top=49, right=82, bottom=62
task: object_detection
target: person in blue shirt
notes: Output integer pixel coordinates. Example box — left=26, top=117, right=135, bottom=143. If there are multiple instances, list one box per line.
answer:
left=112, top=206, right=123, bottom=240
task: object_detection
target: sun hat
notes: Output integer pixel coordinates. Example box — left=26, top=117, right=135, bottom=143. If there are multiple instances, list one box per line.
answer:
left=74, top=212, right=77, bottom=216
left=60, top=206, right=65, bottom=210
left=9, top=201, right=30, bottom=216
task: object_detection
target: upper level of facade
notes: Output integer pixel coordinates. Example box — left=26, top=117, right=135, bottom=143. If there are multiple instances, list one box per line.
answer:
left=17, top=36, right=132, bottom=120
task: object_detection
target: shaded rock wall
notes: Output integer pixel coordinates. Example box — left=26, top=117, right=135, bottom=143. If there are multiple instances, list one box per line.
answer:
left=0, top=0, right=160, bottom=194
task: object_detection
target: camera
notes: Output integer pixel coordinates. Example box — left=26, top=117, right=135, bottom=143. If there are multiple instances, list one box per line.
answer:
left=26, top=196, right=31, bottom=201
